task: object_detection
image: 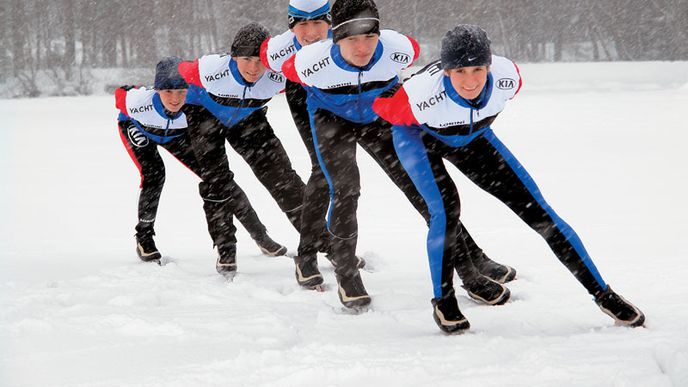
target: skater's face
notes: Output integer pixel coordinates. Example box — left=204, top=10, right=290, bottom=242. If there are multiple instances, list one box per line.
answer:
left=234, top=56, right=267, bottom=83
left=445, top=65, right=489, bottom=100
left=291, top=20, right=329, bottom=46
left=157, top=89, right=187, bottom=113
left=337, top=33, right=379, bottom=67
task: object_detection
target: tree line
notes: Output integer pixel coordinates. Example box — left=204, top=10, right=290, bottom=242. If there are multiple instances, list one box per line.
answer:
left=1, top=0, right=686, bottom=92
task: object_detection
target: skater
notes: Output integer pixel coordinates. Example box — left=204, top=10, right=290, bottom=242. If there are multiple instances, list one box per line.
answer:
left=116, top=56, right=286, bottom=271
left=281, top=0, right=515, bottom=310
left=177, top=23, right=312, bottom=277
left=373, top=25, right=646, bottom=332
left=260, top=0, right=339, bottom=290
left=266, top=0, right=515, bottom=298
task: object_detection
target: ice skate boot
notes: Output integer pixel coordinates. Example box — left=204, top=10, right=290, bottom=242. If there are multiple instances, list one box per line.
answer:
left=473, top=252, right=516, bottom=284
left=462, top=275, right=510, bottom=305
left=594, top=287, right=645, bottom=327
left=336, top=271, right=371, bottom=309
left=326, top=252, right=366, bottom=270
left=215, top=243, right=237, bottom=280
left=256, top=234, right=288, bottom=257
left=135, top=231, right=161, bottom=264
left=432, top=289, right=470, bottom=334
left=294, top=255, right=324, bottom=291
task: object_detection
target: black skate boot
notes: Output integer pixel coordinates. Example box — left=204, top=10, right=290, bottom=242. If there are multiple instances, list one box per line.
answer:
left=472, top=252, right=516, bottom=284
left=462, top=275, right=510, bottom=305
left=594, top=287, right=645, bottom=327
left=135, top=230, right=162, bottom=263
left=432, top=289, right=470, bottom=334
left=294, top=255, right=324, bottom=290
left=321, top=234, right=366, bottom=269
left=215, top=243, right=237, bottom=280
left=255, top=234, right=287, bottom=257
left=335, top=271, right=371, bottom=309
left=325, top=252, right=366, bottom=270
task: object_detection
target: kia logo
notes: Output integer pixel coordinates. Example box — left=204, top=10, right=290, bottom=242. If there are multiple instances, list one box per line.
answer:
left=268, top=72, right=284, bottom=83
left=497, top=78, right=516, bottom=90
left=390, top=52, right=410, bottom=64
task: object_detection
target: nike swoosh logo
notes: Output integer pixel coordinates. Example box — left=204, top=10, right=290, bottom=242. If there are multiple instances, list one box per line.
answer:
left=468, top=57, right=477, bottom=62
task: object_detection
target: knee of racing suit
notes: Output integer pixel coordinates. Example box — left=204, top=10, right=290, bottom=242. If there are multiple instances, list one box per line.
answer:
left=332, top=170, right=361, bottom=204
left=140, top=164, right=165, bottom=191
left=198, top=179, right=233, bottom=203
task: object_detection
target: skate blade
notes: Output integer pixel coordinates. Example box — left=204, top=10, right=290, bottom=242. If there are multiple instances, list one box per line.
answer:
left=447, top=328, right=470, bottom=335
left=157, top=256, right=178, bottom=266
left=465, top=292, right=510, bottom=306
left=614, top=320, right=647, bottom=328
left=339, top=305, right=370, bottom=315
left=218, top=271, right=237, bottom=282
left=139, top=257, right=162, bottom=266
left=299, top=282, right=326, bottom=292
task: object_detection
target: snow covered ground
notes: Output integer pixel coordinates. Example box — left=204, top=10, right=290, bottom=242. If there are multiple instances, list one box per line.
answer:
left=1, top=61, right=688, bottom=387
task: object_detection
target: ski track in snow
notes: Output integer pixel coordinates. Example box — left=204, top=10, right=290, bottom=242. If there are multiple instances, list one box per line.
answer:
left=1, top=62, right=688, bottom=386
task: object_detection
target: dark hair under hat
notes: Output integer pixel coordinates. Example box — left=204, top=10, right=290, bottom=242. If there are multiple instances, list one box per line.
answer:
left=154, top=56, right=188, bottom=90
left=441, top=25, right=492, bottom=70
left=331, top=0, right=380, bottom=43
left=231, top=22, right=270, bottom=57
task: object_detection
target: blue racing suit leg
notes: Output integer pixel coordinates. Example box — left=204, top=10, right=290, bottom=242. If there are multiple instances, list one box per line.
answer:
left=392, top=125, right=459, bottom=299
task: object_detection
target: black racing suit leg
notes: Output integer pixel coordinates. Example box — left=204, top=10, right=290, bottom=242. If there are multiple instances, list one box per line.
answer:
left=184, top=107, right=237, bottom=249
left=226, top=107, right=306, bottom=233
left=310, top=109, right=361, bottom=276
left=118, top=121, right=165, bottom=237
left=444, top=131, right=607, bottom=296
left=357, top=119, right=429, bottom=217
left=285, top=81, right=331, bottom=258
left=357, top=121, right=483, bottom=283
left=160, top=131, right=269, bottom=243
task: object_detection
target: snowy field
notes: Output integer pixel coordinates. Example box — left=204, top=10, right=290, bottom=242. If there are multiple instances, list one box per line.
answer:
left=2, top=61, right=688, bottom=387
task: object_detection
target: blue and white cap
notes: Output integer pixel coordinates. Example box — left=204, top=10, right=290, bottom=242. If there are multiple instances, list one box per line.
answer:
left=288, top=0, right=331, bottom=28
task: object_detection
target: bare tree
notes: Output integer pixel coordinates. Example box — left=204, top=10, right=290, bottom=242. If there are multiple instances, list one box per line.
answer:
left=4, top=0, right=687, bottom=97
left=10, top=0, right=28, bottom=75
left=62, top=0, right=76, bottom=79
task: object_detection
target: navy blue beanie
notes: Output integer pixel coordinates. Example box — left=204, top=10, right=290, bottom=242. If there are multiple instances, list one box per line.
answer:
left=441, top=25, right=492, bottom=70
left=231, top=23, right=270, bottom=57
left=154, top=57, right=188, bottom=90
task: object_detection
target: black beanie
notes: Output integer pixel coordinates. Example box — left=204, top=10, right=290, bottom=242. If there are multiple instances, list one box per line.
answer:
left=331, top=0, right=380, bottom=43
left=154, top=56, right=188, bottom=90
left=441, top=25, right=492, bottom=70
left=231, top=22, right=270, bottom=57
